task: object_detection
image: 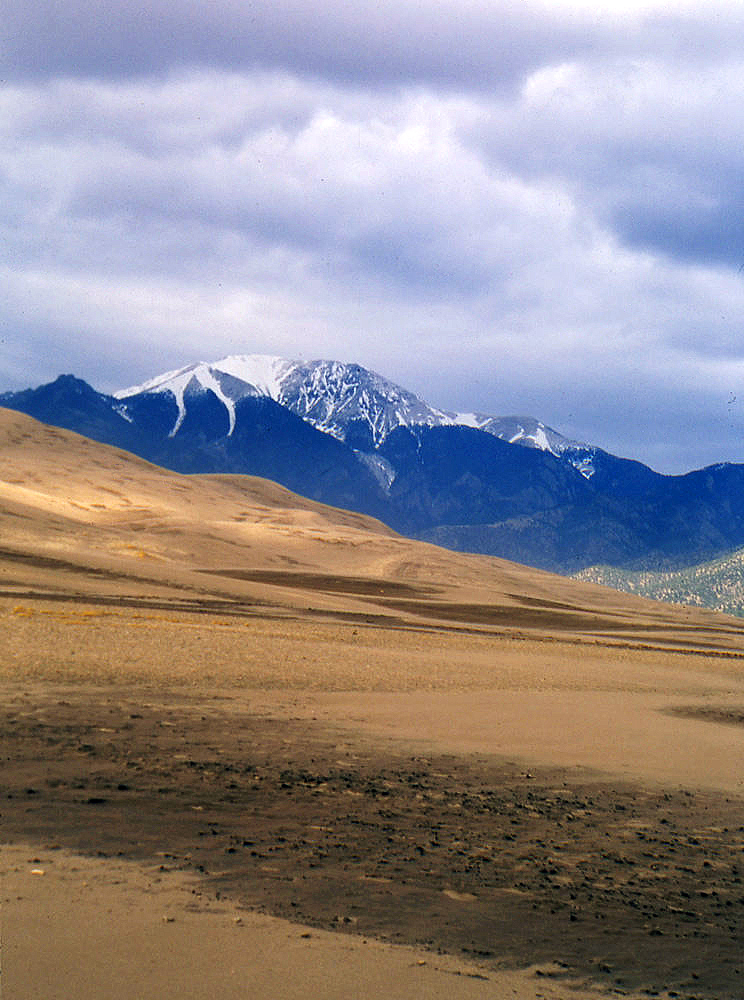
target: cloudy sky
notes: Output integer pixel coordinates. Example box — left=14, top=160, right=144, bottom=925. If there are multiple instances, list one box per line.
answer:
left=4, top=0, right=744, bottom=472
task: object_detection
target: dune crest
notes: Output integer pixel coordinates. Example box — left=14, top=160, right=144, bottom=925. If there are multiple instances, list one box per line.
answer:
left=3, top=406, right=744, bottom=657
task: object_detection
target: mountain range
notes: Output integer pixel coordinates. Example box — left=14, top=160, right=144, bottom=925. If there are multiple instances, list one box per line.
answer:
left=4, top=353, right=744, bottom=577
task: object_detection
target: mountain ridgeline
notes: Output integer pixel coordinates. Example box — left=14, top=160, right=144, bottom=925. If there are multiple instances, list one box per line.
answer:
left=4, top=355, right=744, bottom=576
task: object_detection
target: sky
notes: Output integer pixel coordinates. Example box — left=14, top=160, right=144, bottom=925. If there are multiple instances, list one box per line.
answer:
left=3, top=0, right=744, bottom=473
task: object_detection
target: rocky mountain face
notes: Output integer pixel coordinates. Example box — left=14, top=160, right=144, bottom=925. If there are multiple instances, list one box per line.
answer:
left=116, top=354, right=590, bottom=461
left=4, top=359, right=744, bottom=576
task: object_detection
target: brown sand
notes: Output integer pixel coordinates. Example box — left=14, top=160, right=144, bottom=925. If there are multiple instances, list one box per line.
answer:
left=2, top=408, right=744, bottom=1000
left=3, top=842, right=613, bottom=1000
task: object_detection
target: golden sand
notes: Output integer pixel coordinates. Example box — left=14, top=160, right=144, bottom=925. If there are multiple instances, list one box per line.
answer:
left=2, top=408, right=743, bottom=999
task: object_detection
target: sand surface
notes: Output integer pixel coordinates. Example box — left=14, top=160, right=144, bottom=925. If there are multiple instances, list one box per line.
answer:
left=4, top=841, right=621, bottom=1000
left=2, top=408, right=744, bottom=1000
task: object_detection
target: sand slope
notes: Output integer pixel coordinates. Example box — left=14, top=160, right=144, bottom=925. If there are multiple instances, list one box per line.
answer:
left=2, top=406, right=744, bottom=1000
left=3, top=405, right=744, bottom=654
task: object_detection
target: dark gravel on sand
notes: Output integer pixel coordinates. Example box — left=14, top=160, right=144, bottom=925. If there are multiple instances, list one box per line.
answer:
left=2, top=688, right=742, bottom=999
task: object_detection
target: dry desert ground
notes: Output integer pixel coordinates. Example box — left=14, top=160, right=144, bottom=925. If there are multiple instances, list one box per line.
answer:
left=1, top=407, right=743, bottom=1000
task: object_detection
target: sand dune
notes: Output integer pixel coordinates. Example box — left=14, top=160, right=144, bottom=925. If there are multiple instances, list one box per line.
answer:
left=3, top=406, right=744, bottom=654
left=2, top=406, right=744, bottom=1000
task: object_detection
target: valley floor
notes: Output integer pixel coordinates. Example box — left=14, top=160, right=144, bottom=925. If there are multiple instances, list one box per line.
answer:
left=2, top=593, right=744, bottom=1000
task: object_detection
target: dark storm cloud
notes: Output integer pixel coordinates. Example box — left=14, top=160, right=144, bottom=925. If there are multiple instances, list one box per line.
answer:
left=464, top=55, right=744, bottom=270
left=7, top=1, right=744, bottom=94
left=612, top=201, right=744, bottom=268
left=3, top=0, right=607, bottom=89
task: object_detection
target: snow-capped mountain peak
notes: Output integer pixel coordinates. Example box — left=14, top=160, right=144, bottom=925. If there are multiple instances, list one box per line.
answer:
left=116, top=353, right=592, bottom=472
left=277, top=358, right=453, bottom=446
left=120, top=362, right=233, bottom=437
left=117, top=355, right=293, bottom=437
left=117, top=354, right=452, bottom=447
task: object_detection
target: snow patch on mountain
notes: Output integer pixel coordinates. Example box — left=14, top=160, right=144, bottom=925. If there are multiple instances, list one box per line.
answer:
left=278, top=359, right=453, bottom=446
left=112, top=401, right=133, bottom=424
left=117, top=362, right=237, bottom=436
left=451, top=412, right=480, bottom=428
left=213, top=354, right=292, bottom=399
left=562, top=447, right=596, bottom=479
left=117, top=353, right=594, bottom=474
left=356, top=451, right=396, bottom=492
